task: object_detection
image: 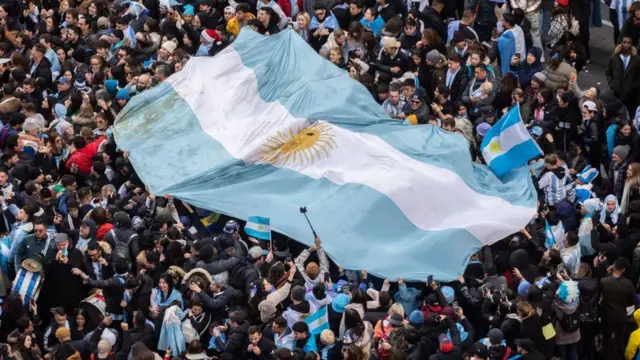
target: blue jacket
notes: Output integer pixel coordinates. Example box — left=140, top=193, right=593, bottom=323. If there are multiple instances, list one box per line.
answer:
left=8, top=222, right=33, bottom=270
left=360, top=16, right=385, bottom=37
left=393, top=283, right=421, bottom=315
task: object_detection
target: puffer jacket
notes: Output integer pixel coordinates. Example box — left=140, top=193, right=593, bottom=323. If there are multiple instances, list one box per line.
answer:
left=624, top=309, right=640, bottom=360
left=544, top=60, right=576, bottom=89
left=468, top=0, right=497, bottom=27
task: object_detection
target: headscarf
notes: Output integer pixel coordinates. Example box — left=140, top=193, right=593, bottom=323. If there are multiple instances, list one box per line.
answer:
left=600, top=194, right=621, bottom=224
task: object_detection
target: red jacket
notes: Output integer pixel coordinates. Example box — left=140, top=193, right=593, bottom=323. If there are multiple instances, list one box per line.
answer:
left=65, top=136, right=106, bottom=174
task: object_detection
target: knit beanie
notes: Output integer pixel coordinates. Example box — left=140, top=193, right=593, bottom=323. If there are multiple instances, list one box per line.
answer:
left=426, top=50, right=441, bottom=64
left=614, top=145, right=630, bottom=161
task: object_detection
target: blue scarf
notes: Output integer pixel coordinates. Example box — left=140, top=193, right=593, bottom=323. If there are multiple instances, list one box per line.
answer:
left=310, top=12, right=339, bottom=30
left=155, top=288, right=184, bottom=308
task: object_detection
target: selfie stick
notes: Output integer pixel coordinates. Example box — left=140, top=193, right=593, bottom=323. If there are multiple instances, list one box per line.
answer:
left=299, top=207, right=318, bottom=238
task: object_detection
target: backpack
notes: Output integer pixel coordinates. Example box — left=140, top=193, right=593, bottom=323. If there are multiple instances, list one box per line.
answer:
left=558, top=310, right=581, bottom=333
left=579, top=294, right=599, bottom=324
left=109, top=229, right=137, bottom=264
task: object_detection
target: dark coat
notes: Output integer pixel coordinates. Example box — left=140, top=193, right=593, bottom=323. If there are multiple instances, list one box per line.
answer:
left=600, top=274, right=636, bottom=323
left=420, top=6, right=447, bottom=40
left=448, top=67, right=469, bottom=103
left=85, top=274, right=129, bottom=315
left=216, top=321, right=250, bottom=360
left=29, top=56, right=53, bottom=91
left=81, top=253, right=114, bottom=281
left=39, top=248, right=86, bottom=316
left=606, top=47, right=640, bottom=102
left=373, top=48, right=410, bottom=79
left=246, top=337, right=276, bottom=360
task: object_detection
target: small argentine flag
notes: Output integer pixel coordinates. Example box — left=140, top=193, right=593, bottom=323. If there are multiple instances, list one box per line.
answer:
left=481, top=104, right=543, bottom=177
left=304, top=306, right=329, bottom=335
left=544, top=220, right=556, bottom=248
left=245, top=216, right=271, bottom=240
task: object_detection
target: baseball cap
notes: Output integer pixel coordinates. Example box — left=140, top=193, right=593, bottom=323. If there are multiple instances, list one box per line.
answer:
left=488, top=328, right=504, bottom=345
left=583, top=100, right=597, bottom=112
left=223, top=220, right=238, bottom=234
left=248, top=246, right=266, bottom=260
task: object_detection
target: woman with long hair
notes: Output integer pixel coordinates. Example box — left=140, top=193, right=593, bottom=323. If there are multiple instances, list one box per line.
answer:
left=150, top=273, right=184, bottom=319
left=13, top=334, right=42, bottom=360
left=620, top=163, right=640, bottom=213
left=295, top=12, right=311, bottom=42
left=530, top=87, right=557, bottom=131
left=342, top=309, right=373, bottom=358
left=417, top=28, right=445, bottom=55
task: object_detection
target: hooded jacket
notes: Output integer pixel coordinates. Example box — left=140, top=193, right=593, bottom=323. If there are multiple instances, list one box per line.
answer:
left=625, top=309, right=640, bottom=360
left=512, top=47, right=544, bottom=88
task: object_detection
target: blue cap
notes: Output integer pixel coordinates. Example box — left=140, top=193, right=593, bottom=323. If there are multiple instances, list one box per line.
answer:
left=577, top=165, right=599, bottom=184
left=116, top=88, right=130, bottom=100
left=54, top=103, right=67, bottom=118
left=409, top=310, right=424, bottom=326
left=104, top=79, right=118, bottom=93
left=183, top=4, right=195, bottom=16
left=331, top=294, right=350, bottom=313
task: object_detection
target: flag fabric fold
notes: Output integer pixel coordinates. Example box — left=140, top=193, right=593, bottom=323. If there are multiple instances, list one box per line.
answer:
left=114, top=29, right=538, bottom=281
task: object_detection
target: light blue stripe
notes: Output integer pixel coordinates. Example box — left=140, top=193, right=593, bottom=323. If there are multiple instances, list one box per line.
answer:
left=15, top=269, right=27, bottom=306
left=114, top=83, right=526, bottom=280
left=247, top=216, right=270, bottom=226
left=481, top=107, right=523, bottom=145
left=246, top=216, right=271, bottom=240
left=25, top=272, right=39, bottom=306
left=305, top=306, right=329, bottom=335
left=488, top=139, right=542, bottom=177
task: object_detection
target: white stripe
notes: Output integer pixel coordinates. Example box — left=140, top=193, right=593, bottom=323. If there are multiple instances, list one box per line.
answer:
left=483, top=121, right=532, bottom=165
left=245, top=222, right=271, bottom=232
left=168, top=54, right=536, bottom=242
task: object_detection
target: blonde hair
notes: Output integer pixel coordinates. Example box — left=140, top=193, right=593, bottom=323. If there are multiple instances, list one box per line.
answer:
left=481, top=82, right=493, bottom=94
left=388, top=303, right=405, bottom=318
left=517, top=301, right=533, bottom=317
left=627, top=163, right=640, bottom=186
left=320, top=329, right=335, bottom=345
left=297, top=12, right=311, bottom=28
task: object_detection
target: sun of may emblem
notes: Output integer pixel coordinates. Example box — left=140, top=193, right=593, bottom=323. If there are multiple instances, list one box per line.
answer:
left=258, top=122, right=337, bottom=167
left=488, top=138, right=501, bottom=153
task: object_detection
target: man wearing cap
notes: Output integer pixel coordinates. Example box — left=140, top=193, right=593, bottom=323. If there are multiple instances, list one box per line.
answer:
left=55, top=77, right=72, bottom=103
left=579, top=100, right=601, bottom=171
left=51, top=327, right=82, bottom=360
left=402, top=89, right=429, bottom=123
left=430, top=332, right=462, bottom=359
left=373, top=37, right=409, bottom=79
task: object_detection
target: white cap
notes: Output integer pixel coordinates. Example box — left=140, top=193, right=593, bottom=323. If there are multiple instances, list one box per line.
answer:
left=583, top=100, right=597, bottom=112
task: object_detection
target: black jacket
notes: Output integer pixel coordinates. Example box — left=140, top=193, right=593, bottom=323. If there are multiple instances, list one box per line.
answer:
left=420, top=6, right=446, bottom=40
left=82, top=253, right=114, bottom=281
left=600, top=274, right=636, bottom=323
left=606, top=49, right=640, bottom=102
left=216, top=321, right=250, bottom=360
left=85, top=273, right=129, bottom=315
left=448, top=68, right=469, bottom=103
left=246, top=337, right=276, bottom=360
left=196, top=288, right=234, bottom=322
left=29, top=57, right=53, bottom=91
left=379, top=3, right=397, bottom=22
left=373, top=48, right=410, bottom=79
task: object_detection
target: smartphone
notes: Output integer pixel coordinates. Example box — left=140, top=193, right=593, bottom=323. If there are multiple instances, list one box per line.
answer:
left=324, top=272, right=330, bottom=282
left=557, top=263, right=565, bottom=272
left=515, top=52, right=521, bottom=58
left=452, top=301, right=459, bottom=311
left=427, top=275, right=433, bottom=284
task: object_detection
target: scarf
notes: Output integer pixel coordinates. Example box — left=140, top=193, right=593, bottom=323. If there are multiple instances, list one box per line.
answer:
left=153, top=288, right=184, bottom=308
left=600, top=194, right=621, bottom=224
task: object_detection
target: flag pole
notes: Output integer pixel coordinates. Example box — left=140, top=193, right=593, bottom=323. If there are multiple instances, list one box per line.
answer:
left=299, top=207, right=318, bottom=238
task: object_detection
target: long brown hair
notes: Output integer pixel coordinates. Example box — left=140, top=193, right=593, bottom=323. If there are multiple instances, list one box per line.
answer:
left=421, top=28, right=441, bottom=47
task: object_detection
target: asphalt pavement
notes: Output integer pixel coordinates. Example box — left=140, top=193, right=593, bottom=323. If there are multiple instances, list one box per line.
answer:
left=576, top=1, right=616, bottom=89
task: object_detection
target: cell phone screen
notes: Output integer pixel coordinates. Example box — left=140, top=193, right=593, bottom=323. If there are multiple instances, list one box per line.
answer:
left=427, top=275, right=433, bottom=284
left=324, top=272, right=330, bottom=282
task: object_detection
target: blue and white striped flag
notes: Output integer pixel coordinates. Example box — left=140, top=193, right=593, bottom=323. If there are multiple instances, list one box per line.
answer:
left=544, top=220, right=556, bottom=248
left=13, top=269, right=42, bottom=306
left=481, top=104, right=543, bottom=177
left=245, top=216, right=271, bottom=240
left=114, top=29, right=538, bottom=281
left=304, top=306, right=329, bottom=335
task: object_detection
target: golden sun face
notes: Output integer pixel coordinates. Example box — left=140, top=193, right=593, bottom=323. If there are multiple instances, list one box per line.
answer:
left=257, top=122, right=337, bottom=167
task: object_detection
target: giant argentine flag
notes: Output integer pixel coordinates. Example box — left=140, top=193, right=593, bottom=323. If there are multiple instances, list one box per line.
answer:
left=481, top=105, right=543, bottom=177
left=114, top=29, right=537, bottom=281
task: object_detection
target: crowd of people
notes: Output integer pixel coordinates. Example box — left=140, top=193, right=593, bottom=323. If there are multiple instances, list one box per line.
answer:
left=0, top=0, right=639, bottom=359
